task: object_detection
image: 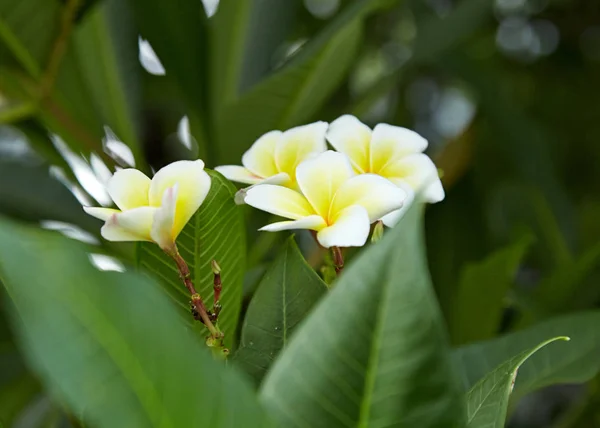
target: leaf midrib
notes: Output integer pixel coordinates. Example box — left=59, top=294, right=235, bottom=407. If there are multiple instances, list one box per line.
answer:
left=357, top=265, right=391, bottom=427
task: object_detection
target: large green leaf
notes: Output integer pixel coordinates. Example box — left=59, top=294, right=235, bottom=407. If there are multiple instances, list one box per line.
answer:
left=259, top=206, right=465, bottom=428
left=450, top=236, right=532, bottom=345
left=523, top=241, right=600, bottom=320
left=135, top=170, right=246, bottom=348
left=125, top=0, right=210, bottom=158
left=215, top=0, right=384, bottom=164
left=234, top=236, right=327, bottom=386
left=0, top=218, right=269, bottom=427
left=465, top=337, right=568, bottom=428
left=0, top=159, right=100, bottom=233
left=73, top=0, right=142, bottom=159
left=453, top=311, right=600, bottom=402
left=0, top=0, right=124, bottom=160
left=411, top=0, right=495, bottom=64
left=210, top=0, right=300, bottom=108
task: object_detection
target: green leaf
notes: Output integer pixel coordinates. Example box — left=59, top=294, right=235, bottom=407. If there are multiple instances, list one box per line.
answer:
left=136, top=170, right=246, bottom=348
left=234, top=236, right=327, bottom=386
left=210, top=0, right=300, bottom=108
left=0, top=0, right=57, bottom=76
left=465, top=337, right=568, bottom=428
left=259, top=206, right=465, bottom=428
left=125, top=0, right=210, bottom=158
left=0, top=218, right=269, bottom=427
left=450, top=235, right=533, bottom=345
left=215, top=0, right=381, bottom=164
left=0, top=0, right=116, bottom=159
left=453, top=311, right=600, bottom=402
left=411, top=0, right=495, bottom=64
left=72, top=0, right=142, bottom=160
left=0, top=159, right=100, bottom=233
left=526, top=240, right=600, bottom=317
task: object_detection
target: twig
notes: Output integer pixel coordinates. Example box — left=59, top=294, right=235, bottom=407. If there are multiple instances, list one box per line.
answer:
left=169, top=249, right=229, bottom=357
left=38, top=0, right=82, bottom=100
left=331, top=246, right=344, bottom=275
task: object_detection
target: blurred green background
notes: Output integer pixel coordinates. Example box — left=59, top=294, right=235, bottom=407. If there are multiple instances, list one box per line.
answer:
left=1, top=0, right=600, bottom=426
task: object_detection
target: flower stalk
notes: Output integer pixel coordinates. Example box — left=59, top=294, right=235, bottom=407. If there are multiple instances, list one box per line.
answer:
left=167, top=247, right=228, bottom=355
left=211, top=260, right=222, bottom=319
left=331, top=246, right=344, bottom=275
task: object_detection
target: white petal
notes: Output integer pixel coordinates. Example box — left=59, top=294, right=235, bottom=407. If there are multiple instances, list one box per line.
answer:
left=244, top=184, right=314, bottom=220
left=316, top=205, right=370, bottom=248
left=202, top=0, right=219, bottom=17
left=83, top=206, right=120, bottom=221
left=90, top=153, right=113, bottom=185
left=242, top=130, right=282, bottom=178
left=149, top=160, right=211, bottom=236
left=259, top=215, right=326, bottom=232
left=295, top=150, right=354, bottom=218
left=275, top=121, right=328, bottom=181
left=103, top=126, right=136, bottom=167
left=177, top=116, right=193, bottom=150
left=151, top=184, right=177, bottom=250
left=89, top=254, right=126, bottom=272
left=370, top=123, right=428, bottom=173
left=138, top=37, right=166, bottom=76
left=40, top=220, right=99, bottom=245
left=231, top=172, right=292, bottom=205
left=101, top=207, right=157, bottom=242
left=326, top=115, right=372, bottom=173
left=51, top=134, right=111, bottom=206
left=379, top=153, right=444, bottom=203
left=330, top=174, right=405, bottom=223
left=106, top=169, right=151, bottom=211
left=381, top=184, right=415, bottom=227
left=215, top=165, right=263, bottom=185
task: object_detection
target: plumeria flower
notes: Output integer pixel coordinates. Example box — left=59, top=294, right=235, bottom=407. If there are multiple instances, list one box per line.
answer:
left=244, top=151, right=405, bottom=248
left=215, top=121, right=328, bottom=189
left=83, top=160, right=210, bottom=252
left=326, top=115, right=444, bottom=227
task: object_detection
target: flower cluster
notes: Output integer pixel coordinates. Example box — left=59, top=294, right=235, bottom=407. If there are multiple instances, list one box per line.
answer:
left=216, top=115, right=444, bottom=248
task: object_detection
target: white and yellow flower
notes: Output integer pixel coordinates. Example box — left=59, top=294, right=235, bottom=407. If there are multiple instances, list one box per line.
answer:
left=244, top=151, right=405, bottom=248
left=83, top=160, right=210, bottom=252
left=326, top=115, right=444, bottom=226
left=215, top=121, right=328, bottom=189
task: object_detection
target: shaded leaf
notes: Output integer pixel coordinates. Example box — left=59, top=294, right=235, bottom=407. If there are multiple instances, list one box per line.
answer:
left=215, top=0, right=381, bottom=163
left=260, top=206, right=465, bottom=428
left=0, top=0, right=109, bottom=157
left=126, top=0, right=210, bottom=158
left=0, top=218, right=269, bottom=427
left=210, top=0, right=300, bottom=107
left=0, top=159, right=100, bottom=233
left=136, top=170, right=246, bottom=348
left=465, top=337, right=568, bottom=428
left=411, top=0, right=495, bottom=64
left=453, top=311, right=600, bottom=402
left=73, top=0, right=142, bottom=160
left=234, top=236, right=327, bottom=386
left=450, top=235, right=533, bottom=345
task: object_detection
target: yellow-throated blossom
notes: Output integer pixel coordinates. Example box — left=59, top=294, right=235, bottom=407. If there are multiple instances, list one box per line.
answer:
left=83, top=160, right=210, bottom=251
left=215, top=121, right=328, bottom=189
left=244, top=151, right=405, bottom=248
left=326, top=115, right=444, bottom=226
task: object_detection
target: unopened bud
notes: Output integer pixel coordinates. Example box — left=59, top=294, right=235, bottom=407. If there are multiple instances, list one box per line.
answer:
left=234, top=188, right=247, bottom=205
left=211, top=260, right=221, bottom=275
left=371, top=220, right=384, bottom=243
